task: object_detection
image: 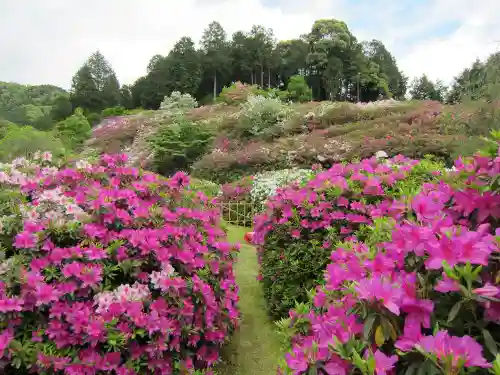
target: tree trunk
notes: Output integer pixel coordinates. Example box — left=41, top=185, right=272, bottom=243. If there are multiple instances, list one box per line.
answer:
left=260, top=66, right=264, bottom=88
left=251, top=72, right=254, bottom=85
left=213, top=71, right=217, bottom=102
left=268, top=67, right=271, bottom=88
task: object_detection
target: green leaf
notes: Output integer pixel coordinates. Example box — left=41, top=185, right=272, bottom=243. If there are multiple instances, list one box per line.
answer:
left=375, top=325, right=385, bottom=347
left=404, top=362, right=419, bottom=375
left=363, top=314, right=376, bottom=340
left=483, top=329, right=498, bottom=356
left=447, top=300, right=462, bottom=323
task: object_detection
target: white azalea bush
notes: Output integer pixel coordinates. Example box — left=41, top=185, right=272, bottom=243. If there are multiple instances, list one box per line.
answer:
left=250, top=168, right=314, bottom=211
left=237, top=95, right=294, bottom=139
left=159, top=91, right=198, bottom=115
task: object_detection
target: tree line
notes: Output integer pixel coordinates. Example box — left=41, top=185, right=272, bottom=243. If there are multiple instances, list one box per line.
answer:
left=70, top=19, right=408, bottom=113
left=69, top=18, right=500, bottom=116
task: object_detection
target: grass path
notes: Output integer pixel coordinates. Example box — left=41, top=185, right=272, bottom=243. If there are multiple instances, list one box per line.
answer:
left=216, top=225, right=283, bottom=375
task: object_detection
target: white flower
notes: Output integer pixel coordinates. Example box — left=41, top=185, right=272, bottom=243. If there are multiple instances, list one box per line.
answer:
left=75, top=160, right=92, bottom=170
left=41, top=151, right=52, bottom=162
left=375, top=150, right=389, bottom=159
left=250, top=168, right=313, bottom=211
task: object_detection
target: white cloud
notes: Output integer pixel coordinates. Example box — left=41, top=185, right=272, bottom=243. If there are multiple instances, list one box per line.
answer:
left=396, top=0, right=500, bottom=84
left=0, top=0, right=334, bottom=89
left=0, top=0, right=499, bottom=89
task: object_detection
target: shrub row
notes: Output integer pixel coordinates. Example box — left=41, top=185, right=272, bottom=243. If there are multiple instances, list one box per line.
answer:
left=276, top=134, right=500, bottom=374
left=253, top=155, right=446, bottom=320
left=0, top=153, right=239, bottom=374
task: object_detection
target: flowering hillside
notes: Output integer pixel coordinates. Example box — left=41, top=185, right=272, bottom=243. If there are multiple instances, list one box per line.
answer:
left=0, top=153, right=239, bottom=374
left=85, top=91, right=488, bottom=184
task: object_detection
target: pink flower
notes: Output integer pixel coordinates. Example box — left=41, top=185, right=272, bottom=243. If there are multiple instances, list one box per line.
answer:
left=373, top=350, right=398, bottom=375
left=473, top=283, right=500, bottom=297
left=14, top=231, right=37, bottom=248
left=354, top=276, right=403, bottom=315
left=435, top=273, right=460, bottom=293
left=417, top=331, right=490, bottom=369
left=0, top=329, right=13, bottom=356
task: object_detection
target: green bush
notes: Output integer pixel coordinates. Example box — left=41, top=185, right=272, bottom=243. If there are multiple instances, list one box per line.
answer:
left=85, top=112, right=102, bottom=126
left=55, top=107, right=92, bottom=150
left=101, top=106, right=126, bottom=117
left=150, top=116, right=213, bottom=176
left=0, top=119, right=18, bottom=138
left=254, top=156, right=445, bottom=320
left=218, top=82, right=259, bottom=105
left=286, top=75, right=312, bottom=102
left=0, top=126, right=65, bottom=161
left=237, top=95, right=294, bottom=139
left=189, top=178, right=220, bottom=197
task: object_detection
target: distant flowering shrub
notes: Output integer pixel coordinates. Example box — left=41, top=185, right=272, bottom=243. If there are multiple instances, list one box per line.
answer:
left=219, top=176, right=254, bottom=203
left=0, top=153, right=239, bottom=374
left=276, top=134, right=500, bottom=375
left=253, top=155, right=446, bottom=320
left=159, top=91, right=198, bottom=115
left=237, top=95, right=294, bottom=139
left=218, top=82, right=259, bottom=105
left=251, top=169, right=314, bottom=212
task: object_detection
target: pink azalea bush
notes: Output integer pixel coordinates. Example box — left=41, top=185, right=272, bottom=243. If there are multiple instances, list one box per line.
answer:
left=253, top=155, right=445, bottom=320
left=0, top=153, right=239, bottom=374
left=219, top=177, right=254, bottom=203
left=277, top=135, right=500, bottom=374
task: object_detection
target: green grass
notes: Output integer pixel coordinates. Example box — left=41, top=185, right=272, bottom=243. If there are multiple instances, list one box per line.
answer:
left=217, top=225, right=283, bottom=375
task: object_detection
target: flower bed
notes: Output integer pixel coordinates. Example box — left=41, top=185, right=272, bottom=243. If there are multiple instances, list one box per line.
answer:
left=253, top=156, right=446, bottom=320
left=0, top=153, right=239, bottom=374
left=278, top=137, right=500, bottom=374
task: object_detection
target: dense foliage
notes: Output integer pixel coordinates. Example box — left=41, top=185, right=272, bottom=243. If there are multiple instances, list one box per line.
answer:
left=150, top=116, right=213, bottom=176
left=0, top=126, right=65, bottom=162
left=54, top=108, right=92, bottom=150
left=0, top=82, right=70, bottom=129
left=275, top=134, right=500, bottom=375
left=193, top=100, right=469, bottom=183
left=127, top=19, right=407, bottom=109
left=253, top=155, right=446, bottom=320
left=0, top=153, right=239, bottom=374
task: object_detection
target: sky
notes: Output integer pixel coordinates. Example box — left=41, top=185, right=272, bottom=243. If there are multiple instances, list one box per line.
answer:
left=0, top=0, right=499, bottom=90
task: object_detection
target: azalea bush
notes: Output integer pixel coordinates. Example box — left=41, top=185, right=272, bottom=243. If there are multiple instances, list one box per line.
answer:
left=253, top=156, right=446, bottom=320
left=159, top=91, right=198, bottom=114
left=218, top=82, right=259, bottom=105
left=251, top=169, right=314, bottom=212
left=236, top=95, right=294, bottom=140
left=276, top=134, right=500, bottom=375
left=0, top=153, right=239, bottom=374
left=86, top=115, right=150, bottom=154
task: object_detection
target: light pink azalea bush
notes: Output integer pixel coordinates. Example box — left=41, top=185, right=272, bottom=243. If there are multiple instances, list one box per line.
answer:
left=253, top=155, right=446, bottom=320
left=0, top=153, right=239, bottom=374
left=277, top=135, right=500, bottom=374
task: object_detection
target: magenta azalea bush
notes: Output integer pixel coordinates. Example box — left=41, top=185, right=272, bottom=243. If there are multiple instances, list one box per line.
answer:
left=277, top=136, right=500, bottom=374
left=253, top=155, right=445, bottom=320
left=0, top=153, right=239, bottom=375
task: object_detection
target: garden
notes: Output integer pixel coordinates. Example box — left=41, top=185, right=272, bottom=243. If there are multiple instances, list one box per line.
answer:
left=0, top=82, right=498, bottom=375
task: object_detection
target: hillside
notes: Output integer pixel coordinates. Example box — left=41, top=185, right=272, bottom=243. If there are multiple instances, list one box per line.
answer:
left=85, top=84, right=492, bottom=184
left=0, top=81, right=71, bottom=129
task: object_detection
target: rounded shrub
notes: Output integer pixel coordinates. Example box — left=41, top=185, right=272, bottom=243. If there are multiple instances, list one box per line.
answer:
left=0, top=153, right=239, bottom=374
left=0, top=125, right=65, bottom=162
left=278, top=137, right=500, bottom=375
left=253, top=155, right=446, bottom=320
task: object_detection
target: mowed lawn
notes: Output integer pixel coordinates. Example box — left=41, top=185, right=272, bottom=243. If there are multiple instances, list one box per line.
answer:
left=217, top=225, right=283, bottom=375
